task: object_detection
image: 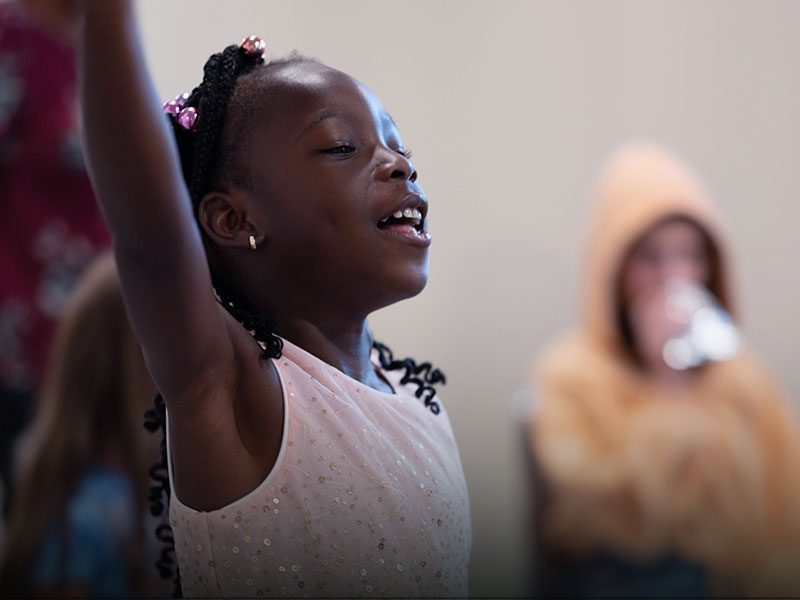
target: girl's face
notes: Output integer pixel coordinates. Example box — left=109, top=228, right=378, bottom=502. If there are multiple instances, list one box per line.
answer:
left=234, top=62, right=430, bottom=317
left=619, top=218, right=712, bottom=375
left=621, top=218, right=710, bottom=307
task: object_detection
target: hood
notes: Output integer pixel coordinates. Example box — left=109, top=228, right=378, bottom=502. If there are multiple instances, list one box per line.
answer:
left=580, top=140, right=736, bottom=356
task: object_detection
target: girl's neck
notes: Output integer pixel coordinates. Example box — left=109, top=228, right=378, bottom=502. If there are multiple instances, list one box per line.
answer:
left=277, top=317, right=392, bottom=393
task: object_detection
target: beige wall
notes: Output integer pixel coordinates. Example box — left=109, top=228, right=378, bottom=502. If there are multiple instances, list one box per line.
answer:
left=137, top=1, right=800, bottom=596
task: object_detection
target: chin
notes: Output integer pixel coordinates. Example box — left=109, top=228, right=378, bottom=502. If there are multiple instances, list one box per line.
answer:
left=405, top=272, right=429, bottom=298
left=402, top=259, right=429, bottom=294
left=379, top=264, right=429, bottom=306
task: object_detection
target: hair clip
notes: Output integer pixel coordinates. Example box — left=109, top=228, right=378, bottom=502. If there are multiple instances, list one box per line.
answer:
left=240, top=35, right=266, bottom=59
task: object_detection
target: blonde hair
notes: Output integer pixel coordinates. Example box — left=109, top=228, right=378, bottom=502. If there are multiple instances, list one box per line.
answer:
left=1, top=253, right=157, bottom=594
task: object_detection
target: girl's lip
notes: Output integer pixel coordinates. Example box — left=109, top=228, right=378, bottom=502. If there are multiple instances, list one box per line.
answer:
left=377, top=223, right=432, bottom=247
left=378, top=193, right=429, bottom=224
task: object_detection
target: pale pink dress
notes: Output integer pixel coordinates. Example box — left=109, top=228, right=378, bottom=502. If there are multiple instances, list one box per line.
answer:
left=167, top=337, right=471, bottom=598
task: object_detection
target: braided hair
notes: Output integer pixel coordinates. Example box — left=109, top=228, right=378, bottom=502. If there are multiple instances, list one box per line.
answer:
left=144, top=40, right=445, bottom=597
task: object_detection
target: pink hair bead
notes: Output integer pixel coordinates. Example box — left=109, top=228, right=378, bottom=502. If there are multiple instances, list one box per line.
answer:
left=163, top=99, right=181, bottom=117
left=163, top=92, right=190, bottom=117
left=177, top=106, right=198, bottom=131
left=240, top=35, right=265, bottom=57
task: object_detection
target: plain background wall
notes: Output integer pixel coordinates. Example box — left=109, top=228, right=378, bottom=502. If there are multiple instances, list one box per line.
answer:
left=136, top=1, right=800, bottom=596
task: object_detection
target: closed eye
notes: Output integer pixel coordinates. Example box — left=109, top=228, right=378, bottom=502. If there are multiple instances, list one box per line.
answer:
left=397, top=148, right=413, bottom=159
left=322, top=144, right=356, bottom=155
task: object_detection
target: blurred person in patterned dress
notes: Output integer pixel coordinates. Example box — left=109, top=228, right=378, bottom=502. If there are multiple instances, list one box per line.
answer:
left=0, top=0, right=109, bottom=515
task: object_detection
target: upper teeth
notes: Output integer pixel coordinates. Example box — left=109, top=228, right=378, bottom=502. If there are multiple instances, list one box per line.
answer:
left=386, top=208, right=423, bottom=221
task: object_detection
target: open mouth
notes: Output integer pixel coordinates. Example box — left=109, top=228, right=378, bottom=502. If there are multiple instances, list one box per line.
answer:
left=375, top=196, right=431, bottom=246
left=377, top=207, right=426, bottom=235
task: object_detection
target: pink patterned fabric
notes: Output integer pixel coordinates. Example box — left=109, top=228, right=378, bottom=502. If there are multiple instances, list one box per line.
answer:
left=168, top=337, right=471, bottom=598
left=0, top=3, right=110, bottom=392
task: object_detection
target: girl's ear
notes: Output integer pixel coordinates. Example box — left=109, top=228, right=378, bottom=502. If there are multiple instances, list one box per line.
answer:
left=197, top=191, right=265, bottom=250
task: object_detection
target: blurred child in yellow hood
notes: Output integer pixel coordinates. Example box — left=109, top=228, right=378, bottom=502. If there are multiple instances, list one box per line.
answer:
left=529, top=141, right=800, bottom=597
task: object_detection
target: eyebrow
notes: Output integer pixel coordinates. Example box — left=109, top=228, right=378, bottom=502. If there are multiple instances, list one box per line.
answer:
left=298, top=108, right=400, bottom=140
left=298, top=108, right=350, bottom=138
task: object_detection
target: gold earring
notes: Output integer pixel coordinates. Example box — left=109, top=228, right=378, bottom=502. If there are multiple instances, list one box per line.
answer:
left=248, top=235, right=257, bottom=251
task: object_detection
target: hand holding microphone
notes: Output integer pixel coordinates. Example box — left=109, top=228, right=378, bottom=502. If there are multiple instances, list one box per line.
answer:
left=628, top=278, right=742, bottom=374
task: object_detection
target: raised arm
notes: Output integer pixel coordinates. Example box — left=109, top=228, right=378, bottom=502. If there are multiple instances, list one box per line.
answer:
left=78, top=0, right=230, bottom=396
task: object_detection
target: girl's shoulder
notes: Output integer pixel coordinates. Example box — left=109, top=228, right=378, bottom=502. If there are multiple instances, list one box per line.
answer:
left=534, top=332, right=624, bottom=393
left=275, top=337, right=447, bottom=417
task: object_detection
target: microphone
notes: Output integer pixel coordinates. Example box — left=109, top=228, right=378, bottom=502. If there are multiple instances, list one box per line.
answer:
left=661, top=279, right=742, bottom=370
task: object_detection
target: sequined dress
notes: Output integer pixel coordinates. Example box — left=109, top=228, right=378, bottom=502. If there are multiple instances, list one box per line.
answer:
left=167, top=338, right=472, bottom=598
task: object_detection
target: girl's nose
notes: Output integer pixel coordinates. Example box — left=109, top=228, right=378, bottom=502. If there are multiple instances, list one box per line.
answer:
left=377, top=149, right=417, bottom=183
left=661, top=258, right=703, bottom=285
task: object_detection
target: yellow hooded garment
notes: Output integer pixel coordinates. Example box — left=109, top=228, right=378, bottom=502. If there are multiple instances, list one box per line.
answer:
left=530, top=141, right=800, bottom=596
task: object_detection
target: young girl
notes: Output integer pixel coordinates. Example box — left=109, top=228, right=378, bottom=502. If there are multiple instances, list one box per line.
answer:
left=527, top=141, right=800, bottom=597
left=0, top=252, right=165, bottom=597
left=78, top=2, right=471, bottom=597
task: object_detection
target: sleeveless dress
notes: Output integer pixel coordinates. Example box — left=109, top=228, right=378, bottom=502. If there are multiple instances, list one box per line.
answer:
left=167, top=338, right=471, bottom=598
